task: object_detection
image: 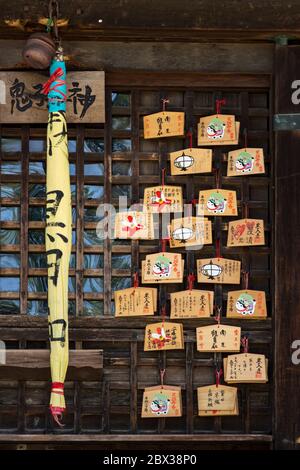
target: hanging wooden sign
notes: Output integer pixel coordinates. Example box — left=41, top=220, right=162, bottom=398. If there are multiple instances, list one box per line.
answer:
left=197, top=257, right=241, bottom=284
left=0, top=71, right=105, bottom=123
left=143, top=111, right=185, bottom=139
left=141, top=260, right=184, bottom=284
left=114, top=211, right=154, bottom=240
left=142, top=385, right=182, bottom=418
left=144, top=322, right=184, bottom=351
left=197, top=384, right=239, bottom=416
left=143, top=252, right=183, bottom=282
left=227, top=219, right=265, bottom=247
left=226, top=289, right=267, bottom=319
left=143, top=185, right=183, bottom=213
left=169, top=216, right=212, bottom=248
left=224, top=353, right=268, bottom=383
left=114, top=287, right=157, bottom=317
left=197, top=114, right=236, bottom=143
left=198, top=189, right=238, bottom=216
left=227, top=148, right=265, bottom=176
left=170, top=289, right=211, bottom=319
left=198, top=118, right=240, bottom=146
left=169, top=148, right=212, bottom=175
left=196, top=324, right=241, bottom=352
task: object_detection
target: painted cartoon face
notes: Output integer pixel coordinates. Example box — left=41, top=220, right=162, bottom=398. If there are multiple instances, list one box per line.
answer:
left=207, top=117, right=226, bottom=139
left=152, top=256, right=172, bottom=277
left=235, top=151, right=254, bottom=172
left=207, top=192, right=227, bottom=214
left=150, top=394, right=170, bottom=415
left=236, top=293, right=256, bottom=315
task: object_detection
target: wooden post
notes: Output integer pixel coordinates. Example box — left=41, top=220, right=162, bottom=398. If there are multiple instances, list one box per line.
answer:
left=274, top=44, right=300, bottom=449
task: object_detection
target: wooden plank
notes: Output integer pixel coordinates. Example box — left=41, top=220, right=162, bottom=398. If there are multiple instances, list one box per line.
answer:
left=0, top=350, right=103, bottom=380
left=106, top=71, right=270, bottom=88
left=274, top=44, right=300, bottom=450
left=0, top=71, right=105, bottom=123
left=0, top=433, right=273, bottom=442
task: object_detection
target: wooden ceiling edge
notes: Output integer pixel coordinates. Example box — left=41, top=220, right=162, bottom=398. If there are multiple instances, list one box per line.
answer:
left=0, top=27, right=299, bottom=42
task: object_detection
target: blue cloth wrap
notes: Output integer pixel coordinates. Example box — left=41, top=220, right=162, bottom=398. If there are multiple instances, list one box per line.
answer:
left=48, top=59, right=67, bottom=113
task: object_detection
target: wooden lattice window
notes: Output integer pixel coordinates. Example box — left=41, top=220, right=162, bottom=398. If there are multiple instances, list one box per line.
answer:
left=0, top=76, right=273, bottom=438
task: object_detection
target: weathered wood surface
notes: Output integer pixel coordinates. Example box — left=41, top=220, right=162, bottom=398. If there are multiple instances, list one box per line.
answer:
left=0, top=350, right=103, bottom=379
left=0, top=0, right=300, bottom=42
left=0, top=71, right=105, bottom=123
left=0, top=41, right=273, bottom=73
left=274, top=45, right=300, bottom=450
left=0, top=81, right=273, bottom=440
left=0, top=433, right=273, bottom=442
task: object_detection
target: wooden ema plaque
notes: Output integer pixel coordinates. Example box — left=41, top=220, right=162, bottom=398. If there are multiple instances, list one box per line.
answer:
left=198, top=119, right=240, bottom=146
left=197, top=384, right=239, bottom=416
left=226, top=289, right=267, bottom=319
left=114, top=287, right=157, bottom=317
left=143, top=185, right=183, bottom=213
left=169, top=216, right=212, bottom=248
left=114, top=211, right=154, bottom=240
left=227, top=218, right=265, bottom=247
left=170, top=148, right=212, bottom=176
left=170, top=289, right=212, bottom=319
left=143, top=252, right=183, bottom=283
left=143, top=111, right=185, bottom=139
left=142, top=385, right=182, bottom=418
left=197, top=114, right=236, bottom=143
left=198, top=189, right=238, bottom=217
left=196, top=324, right=241, bottom=352
left=227, top=148, right=265, bottom=176
left=224, top=353, right=268, bottom=383
left=197, top=257, right=241, bottom=285
left=141, top=260, right=184, bottom=284
left=144, top=322, right=184, bottom=351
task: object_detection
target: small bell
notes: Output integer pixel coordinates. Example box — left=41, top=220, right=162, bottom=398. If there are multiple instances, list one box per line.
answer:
left=22, top=32, right=56, bottom=69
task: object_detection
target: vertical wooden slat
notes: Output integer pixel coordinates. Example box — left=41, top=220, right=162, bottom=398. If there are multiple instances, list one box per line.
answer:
left=20, top=126, right=29, bottom=315
left=130, top=338, right=138, bottom=433
left=75, top=125, right=84, bottom=317
left=185, top=340, right=194, bottom=434
left=131, top=90, right=140, bottom=280
left=104, top=89, right=112, bottom=315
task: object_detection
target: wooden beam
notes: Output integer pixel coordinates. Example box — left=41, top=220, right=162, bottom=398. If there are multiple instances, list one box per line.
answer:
left=1, top=0, right=300, bottom=40
left=0, top=433, right=273, bottom=442
left=0, top=41, right=273, bottom=74
left=0, top=349, right=103, bottom=380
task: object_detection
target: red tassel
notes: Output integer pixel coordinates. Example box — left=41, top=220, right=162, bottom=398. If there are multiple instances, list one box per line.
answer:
left=41, top=67, right=66, bottom=99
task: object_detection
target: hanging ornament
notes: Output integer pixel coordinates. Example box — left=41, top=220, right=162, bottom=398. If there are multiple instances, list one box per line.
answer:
left=227, top=148, right=265, bottom=176
left=142, top=252, right=184, bottom=283
left=197, top=384, right=239, bottom=416
left=170, top=131, right=212, bottom=175
left=170, top=290, right=213, bottom=319
left=197, top=257, right=241, bottom=284
left=114, top=286, right=157, bottom=317
left=227, top=218, right=265, bottom=246
left=224, top=353, right=268, bottom=383
left=114, top=210, right=154, bottom=240
left=169, top=216, right=212, bottom=248
left=196, top=324, right=241, bottom=352
left=143, top=185, right=183, bottom=213
left=142, top=385, right=182, bottom=418
left=198, top=189, right=238, bottom=216
left=42, top=5, right=71, bottom=426
left=197, top=99, right=240, bottom=146
left=227, top=289, right=267, bottom=319
left=144, top=321, right=184, bottom=351
left=143, top=98, right=184, bottom=139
